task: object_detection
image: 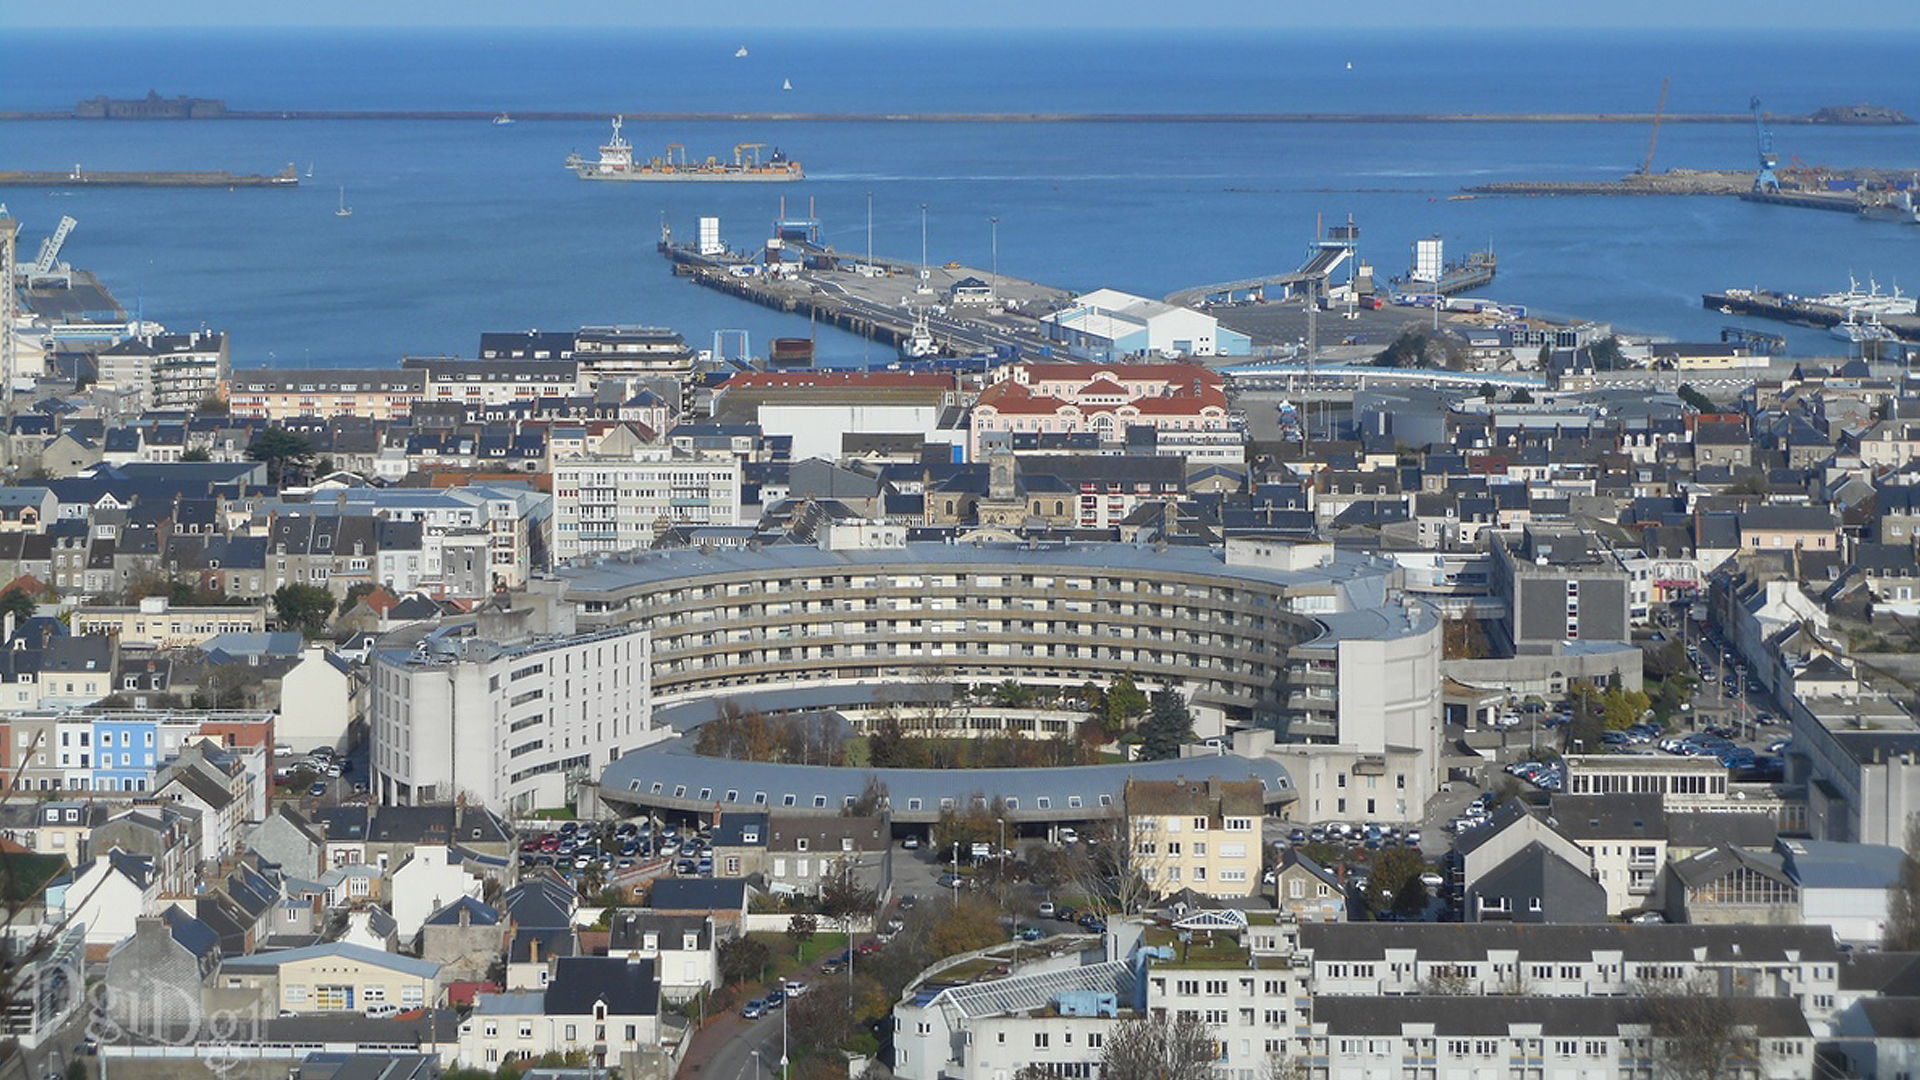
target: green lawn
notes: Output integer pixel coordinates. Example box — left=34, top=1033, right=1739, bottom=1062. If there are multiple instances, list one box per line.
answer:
left=746, top=931, right=851, bottom=986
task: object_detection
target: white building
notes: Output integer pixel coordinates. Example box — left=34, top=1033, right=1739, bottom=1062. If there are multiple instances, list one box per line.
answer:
left=371, top=623, right=654, bottom=815
left=459, top=957, right=662, bottom=1068
left=389, top=844, right=485, bottom=942
left=1039, top=288, right=1251, bottom=360
left=551, top=451, right=742, bottom=561
left=276, top=645, right=357, bottom=753
left=51, top=851, right=161, bottom=948
left=95, top=331, right=229, bottom=413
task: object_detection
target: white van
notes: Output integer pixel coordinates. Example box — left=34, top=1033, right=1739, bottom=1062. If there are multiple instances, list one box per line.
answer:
left=364, top=1003, right=400, bottom=1019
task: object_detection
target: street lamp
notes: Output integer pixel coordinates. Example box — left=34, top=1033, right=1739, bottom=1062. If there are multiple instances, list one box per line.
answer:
left=989, top=216, right=1000, bottom=303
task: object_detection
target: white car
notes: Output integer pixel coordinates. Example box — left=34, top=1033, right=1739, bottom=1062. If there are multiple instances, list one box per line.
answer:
left=1419, top=872, right=1444, bottom=889
left=1058, top=827, right=1079, bottom=844
left=783, top=980, right=809, bottom=998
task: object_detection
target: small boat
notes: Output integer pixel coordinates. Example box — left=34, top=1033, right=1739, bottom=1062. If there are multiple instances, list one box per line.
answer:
left=492, top=114, right=515, bottom=126
left=305, top=161, right=314, bottom=178
left=1346, top=61, right=1354, bottom=71
left=782, top=78, right=793, bottom=91
left=735, top=46, right=749, bottom=58
left=335, top=185, right=352, bottom=218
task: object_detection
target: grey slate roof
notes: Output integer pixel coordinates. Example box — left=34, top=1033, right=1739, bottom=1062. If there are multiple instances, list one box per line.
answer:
left=543, top=957, right=659, bottom=1017
left=1298, top=922, right=1840, bottom=963
left=1776, top=838, right=1908, bottom=891
left=1311, top=995, right=1810, bottom=1037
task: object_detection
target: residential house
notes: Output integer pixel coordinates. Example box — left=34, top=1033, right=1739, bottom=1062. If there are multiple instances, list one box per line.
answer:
left=389, top=845, right=486, bottom=941
left=101, top=907, right=222, bottom=1035
left=52, top=849, right=162, bottom=951
left=1123, top=776, right=1265, bottom=898
left=1270, top=848, right=1347, bottom=923
left=419, top=896, right=509, bottom=984
left=607, top=912, right=717, bottom=1003
left=763, top=814, right=889, bottom=899
left=460, top=957, right=660, bottom=1068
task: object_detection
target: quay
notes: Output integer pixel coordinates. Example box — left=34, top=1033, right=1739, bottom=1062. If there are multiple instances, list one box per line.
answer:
left=0, top=165, right=299, bottom=188
left=659, top=233, right=1072, bottom=360
left=1705, top=289, right=1920, bottom=342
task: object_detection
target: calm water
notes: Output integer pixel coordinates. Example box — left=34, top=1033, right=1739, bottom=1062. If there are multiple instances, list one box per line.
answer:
left=2, top=28, right=1918, bottom=365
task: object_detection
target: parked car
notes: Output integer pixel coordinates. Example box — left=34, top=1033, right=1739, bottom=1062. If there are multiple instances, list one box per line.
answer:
left=741, top=999, right=765, bottom=1019
left=1038, top=901, right=1056, bottom=918
left=365, top=1003, right=400, bottom=1019
left=783, top=980, right=809, bottom=998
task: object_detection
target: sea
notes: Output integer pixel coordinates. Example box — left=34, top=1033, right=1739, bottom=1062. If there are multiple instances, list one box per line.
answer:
left=2, top=27, right=1919, bottom=367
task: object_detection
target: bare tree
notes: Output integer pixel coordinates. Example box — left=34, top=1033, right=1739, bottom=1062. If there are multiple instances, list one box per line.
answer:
left=1070, top=808, right=1165, bottom=916
left=1098, top=1015, right=1218, bottom=1080
left=1631, top=980, right=1763, bottom=1080
left=1886, top=815, right=1920, bottom=951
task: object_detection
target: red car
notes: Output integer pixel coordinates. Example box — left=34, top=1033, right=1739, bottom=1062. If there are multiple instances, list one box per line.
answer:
left=856, top=938, right=881, bottom=955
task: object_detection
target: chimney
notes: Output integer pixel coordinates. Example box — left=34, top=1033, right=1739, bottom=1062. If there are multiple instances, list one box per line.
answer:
left=530, top=936, right=540, bottom=965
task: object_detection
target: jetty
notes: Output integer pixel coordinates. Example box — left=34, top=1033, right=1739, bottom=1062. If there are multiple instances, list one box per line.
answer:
left=0, top=165, right=299, bottom=188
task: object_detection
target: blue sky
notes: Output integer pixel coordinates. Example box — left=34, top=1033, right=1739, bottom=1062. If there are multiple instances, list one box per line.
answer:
left=5, top=0, right=1916, bottom=28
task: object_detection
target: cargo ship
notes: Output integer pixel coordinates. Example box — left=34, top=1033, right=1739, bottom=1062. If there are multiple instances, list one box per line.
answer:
left=564, top=116, right=802, bottom=182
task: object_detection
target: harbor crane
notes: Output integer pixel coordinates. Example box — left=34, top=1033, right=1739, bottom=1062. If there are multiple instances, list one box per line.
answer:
left=1750, top=96, right=1781, bottom=194
left=16, top=215, right=77, bottom=287
left=1637, top=76, right=1670, bottom=176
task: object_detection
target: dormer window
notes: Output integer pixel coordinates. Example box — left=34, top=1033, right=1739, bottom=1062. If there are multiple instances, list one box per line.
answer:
left=796, top=838, right=809, bottom=852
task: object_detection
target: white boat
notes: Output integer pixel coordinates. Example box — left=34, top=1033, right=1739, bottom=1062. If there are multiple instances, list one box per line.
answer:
left=305, top=161, right=314, bottom=178
left=335, top=186, right=352, bottom=218
left=1832, top=311, right=1898, bottom=344
left=899, top=305, right=936, bottom=359
left=735, top=46, right=749, bottom=57
left=492, top=113, right=515, bottom=126
left=782, top=78, right=793, bottom=91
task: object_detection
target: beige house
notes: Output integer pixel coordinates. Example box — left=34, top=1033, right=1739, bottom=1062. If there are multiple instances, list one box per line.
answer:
left=218, top=942, right=440, bottom=1014
left=1125, top=776, right=1264, bottom=898
left=72, top=597, right=267, bottom=650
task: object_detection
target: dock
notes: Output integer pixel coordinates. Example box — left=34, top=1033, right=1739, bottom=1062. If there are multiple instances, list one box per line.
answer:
left=0, top=165, right=299, bottom=188
left=1705, top=290, right=1920, bottom=343
left=659, top=238, right=1072, bottom=360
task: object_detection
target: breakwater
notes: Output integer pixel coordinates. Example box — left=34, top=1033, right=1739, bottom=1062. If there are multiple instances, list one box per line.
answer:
left=1, top=109, right=1904, bottom=125
left=0, top=165, right=299, bottom=188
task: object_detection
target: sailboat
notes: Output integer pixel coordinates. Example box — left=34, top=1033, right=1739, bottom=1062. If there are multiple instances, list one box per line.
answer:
left=492, top=113, right=515, bottom=126
left=782, top=78, right=793, bottom=91
left=735, top=45, right=749, bottom=57
left=305, top=161, right=314, bottom=178
left=335, top=186, right=352, bottom=218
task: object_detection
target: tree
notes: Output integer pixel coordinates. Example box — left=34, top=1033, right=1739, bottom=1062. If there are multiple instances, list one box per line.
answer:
left=1137, top=690, right=1194, bottom=761
left=1631, top=980, right=1758, bottom=1080
left=1677, top=383, right=1716, bottom=413
left=1588, top=335, right=1626, bottom=371
left=1102, top=673, right=1149, bottom=733
left=1509, top=388, right=1533, bottom=404
left=1363, top=847, right=1429, bottom=917
left=927, top=895, right=1005, bottom=959
left=819, top=859, right=878, bottom=934
left=1887, top=816, right=1920, bottom=950
left=0, top=586, right=36, bottom=624
left=718, top=934, right=771, bottom=987
left=247, top=427, right=317, bottom=487
left=180, top=447, right=212, bottom=462
left=785, top=912, right=817, bottom=957
left=273, top=583, right=337, bottom=638
left=1099, top=1015, right=1218, bottom=1080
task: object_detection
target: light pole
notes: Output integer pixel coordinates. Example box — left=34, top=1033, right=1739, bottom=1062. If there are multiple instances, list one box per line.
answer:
left=989, top=216, right=999, bottom=303
left=998, top=818, right=1006, bottom=871
left=780, top=993, right=788, bottom=1078
left=951, top=841, right=961, bottom=907
left=920, top=203, right=929, bottom=289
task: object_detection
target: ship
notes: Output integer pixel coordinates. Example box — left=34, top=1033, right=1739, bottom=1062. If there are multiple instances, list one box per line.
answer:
left=564, top=116, right=803, bottom=182
left=1859, top=189, right=1920, bottom=225
left=1832, top=311, right=1899, bottom=345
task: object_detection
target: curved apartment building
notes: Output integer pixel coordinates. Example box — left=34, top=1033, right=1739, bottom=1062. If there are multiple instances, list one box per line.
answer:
left=553, top=534, right=1398, bottom=731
